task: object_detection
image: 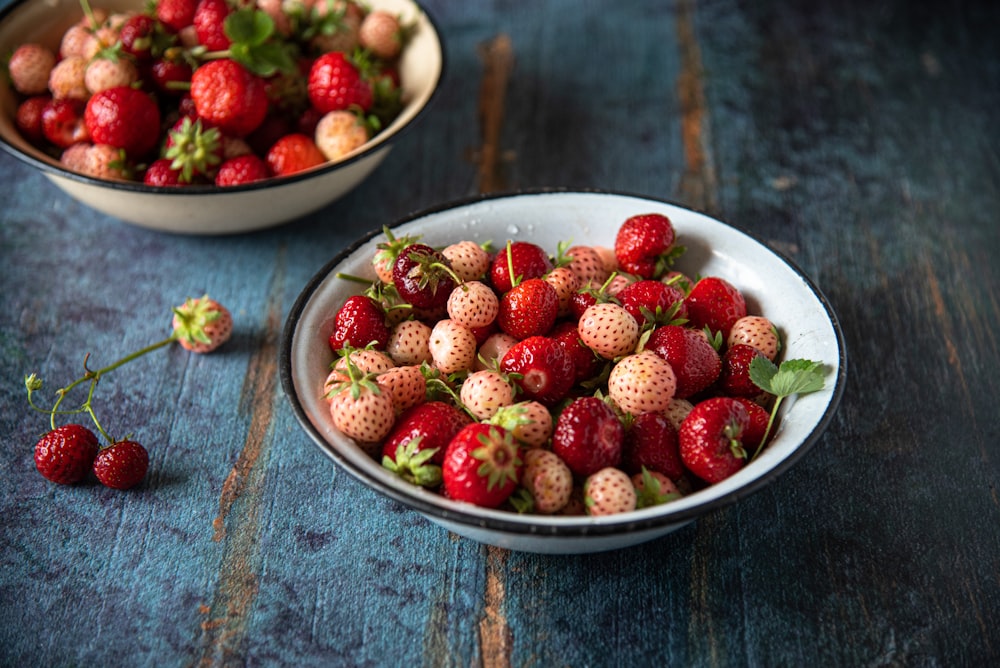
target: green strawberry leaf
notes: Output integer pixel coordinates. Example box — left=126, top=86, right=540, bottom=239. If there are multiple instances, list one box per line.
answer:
left=225, top=8, right=274, bottom=46
left=749, top=356, right=829, bottom=459
left=224, top=9, right=298, bottom=76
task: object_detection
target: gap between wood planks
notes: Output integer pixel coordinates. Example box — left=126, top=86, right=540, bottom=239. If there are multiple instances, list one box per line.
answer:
left=472, top=4, right=717, bottom=663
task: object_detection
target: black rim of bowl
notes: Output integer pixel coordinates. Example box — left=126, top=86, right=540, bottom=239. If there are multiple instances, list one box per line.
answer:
left=0, top=0, right=446, bottom=195
left=278, top=188, right=849, bottom=538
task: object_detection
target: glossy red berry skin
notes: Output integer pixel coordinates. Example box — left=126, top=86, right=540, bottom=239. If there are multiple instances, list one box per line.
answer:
left=308, top=51, right=373, bottom=114
left=34, top=424, right=99, bottom=485
left=93, top=440, right=149, bottom=490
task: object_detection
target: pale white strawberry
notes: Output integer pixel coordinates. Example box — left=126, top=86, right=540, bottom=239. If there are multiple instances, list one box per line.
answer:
left=358, top=10, right=402, bottom=59
left=310, top=0, right=362, bottom=53
left=171, top=296, right=233, bottom=353
left=543, top=266, right=580, bottom=317
left=61, top=143, right=92, bottom=173
left=565, top=245, right=610, bottom=286
left=460, top=369, right=515, bottom=420
left=85, top=56, right=140, bottom=94
left=315, top=110, right=369, bottom=161
left=48, top=56, right=89, bottom=101
left=446, top=280, right=499, bottom=330
left=372, top=227, right=423, bottom=285
left=727, top=315, right=780, bottom=361
left=442, top=240, right=490, bottom=282
left=577, top=302, right=640, bottom=359
left=594, top=245, right=618, bottom=274
left=85, top=25, right=121, bottom=61
left=59, top=24, right=94, bottom=59
left=8, top=44, right=57, bottom=96
left=333, top=348, right=395, bottom=379
left=474, top=332, right=519, bottom=371
left=82, top=144, right=128, bottom=181
left=662, top=397, right=695, bottom=431
left=520, top=448, right=573, bottom=514
left=491, top=400, right=553, bottom=447
left=375, top=365, right=427, bottom=414
left=607, top=350, right=677, bottom=415
left=386, top=319, right=432, bottom=366
left=584, top=467, right=637, bottom=516
left=605, top=273, right=631, bottom=298
left=428, top=319, right=477, bottom=374
left=631, top=469, right=681, bottom=508
left=329, top=381, right=395, bottom=444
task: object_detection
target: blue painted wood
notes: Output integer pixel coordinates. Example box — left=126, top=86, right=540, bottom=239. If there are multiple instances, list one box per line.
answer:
left=1, top=0, right=998, bottom=665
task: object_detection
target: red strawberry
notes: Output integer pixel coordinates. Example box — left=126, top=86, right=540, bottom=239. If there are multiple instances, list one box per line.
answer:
left=616, top=279, right=687, bottom=327
left=614, top=213, right=677, bottom=278
left=381, top=401, right=472, bottom=470
left=190, top=59, right=268, bottom=137
left=607, top=350, right=677, bottom=415
left=679, top=396, right=750, bottom=483
left=215, top=154, right=271, bottom=186
left=149, top=57, right=193, bottom=94
left=33, top=424, right=99, bottom=485
left=16, top=95, right=51, bottom=144
left=392, top=243, right=456, bottom=310
left=119, top=14, right=159, bottom=62
left=157, top=0, right=198, bottom=32
left=193, top=0, right=232, bottom=51
left=93, top=440, right=149, bottom=490
left=645, top=325, right=721, bottom=399
left=500, top=335, right=575, bottom=407
left=552, top=396, right=624, bottom=477
left=143, top=158, right=184, bottom=186
left=497, top=278, right=559, bottom=340
left=718, top=343, right=768, bottom=398
left=308, top=51, right=373, bottom=114
left=490, top=241, right=553, bottom=294
left=684, top=276, right=747, bottom=337
left=328, top=295, right=391, bottom=351
left=621, top=411, right=683, bottom=480
left=171, top=296, right=233, bottom=353
left=84, top=86, right=161, bottom=157
left=733, top=397, right=771, bottom=455
left=584, top=467, right=637, bottom=516
left=441, top=423, right=523, bottom=509
left=41, top=99, right=89, bottom=149
left=266, top=133, right=326, bottom=176
left=549, top=320, right=603, bottom=383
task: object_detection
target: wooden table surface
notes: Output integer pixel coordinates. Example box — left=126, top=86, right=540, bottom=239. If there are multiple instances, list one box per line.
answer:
left=2, top=0, right=998, bottom=665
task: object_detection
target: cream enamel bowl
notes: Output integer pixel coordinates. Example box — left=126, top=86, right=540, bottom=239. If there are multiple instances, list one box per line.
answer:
left=0, top=0, right=443, bottom=235
left=280, top=191, right=848, bottom=554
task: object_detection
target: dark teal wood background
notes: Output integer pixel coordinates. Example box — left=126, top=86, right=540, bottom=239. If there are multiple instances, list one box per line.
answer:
left=2, top=0, right=998, bottom=665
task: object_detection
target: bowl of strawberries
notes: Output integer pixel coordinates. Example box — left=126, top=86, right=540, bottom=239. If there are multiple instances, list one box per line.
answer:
left=280, top=190, right=848, bottom=554
left=0, top=0, right=443, bottom=234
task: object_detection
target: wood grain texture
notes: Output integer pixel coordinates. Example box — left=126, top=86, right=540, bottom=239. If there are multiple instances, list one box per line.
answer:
left=0, top=0, right=998, bottom=665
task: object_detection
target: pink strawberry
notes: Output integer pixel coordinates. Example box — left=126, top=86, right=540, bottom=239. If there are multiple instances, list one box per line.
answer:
left=552, top=396, right=624, bottom=477
left=564, top=245, right=611, bottom=287
left=427, top=319, right=477, bottom=374
left=381, top=400, right=472, bottom=474
left=518, top=448, right=573, bottom=514
left=577, top=302, right=640, bottom=360
left=386, top=319, right=432, bottom=366
left=621, top=411, right=683, bottom=480
left=442, top=241, right=491, bottom=282
left=727, top=315, right=781, bottom=361
left=543, top=266, right=581, bottom=317
left=171, top=295, right=233, bottom=353
left=490, top=241, right=552, bottom=293
left=328, top=295, right=391, bottom=352
left=459, top=369, right=516, bottom=420
left=614, top=213, right=677, bottom=278
left=441, top=423, right=523, bottom=509
left=33, top=424, right=99, bottom=485
left=375, top=365, right=427, bottom=415
left=497, top=278, right=559, bottom=340
left=632, top=469, right=682, bottom=508
left=447, top=281, right=499, bottom=330
left=8, top=43, right=56, bottom=95
left=490, top=400, right=554, bottom=448
left=372, top=226, right=423, bottom=284
left=314, top=109, right=369, bottom=161
left=475, top=332, right=519, bottom=370
left=500, top=335, right=575, bottom=407
left=679, top=396, right=750, bottom=483
left=359, top=10, right=402, bottom=59
left=47, top=56, right=88, bottom=101
left=93, top=440, right=149, bottom=490
left=607, top=350, right=677, bottom=415
left=584, top=467, right=637, bottom=516
left=645, top=325, right=721, bottom=399
left=84, top=55, right=139, bottom=94
left=328, top=365, right=395, bottom=444
left=684, top=276, right=747, bottom=337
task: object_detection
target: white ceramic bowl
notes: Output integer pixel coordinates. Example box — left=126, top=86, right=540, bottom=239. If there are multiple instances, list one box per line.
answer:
left=280, top=191, right=848, bottom=554
left=0, top=0, right=443, bottom=235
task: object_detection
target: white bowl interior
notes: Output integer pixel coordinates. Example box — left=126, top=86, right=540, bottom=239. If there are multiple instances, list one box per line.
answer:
left=284, top=191, right=846, bottom=552
left=0, top=0, right=443, bottom=234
